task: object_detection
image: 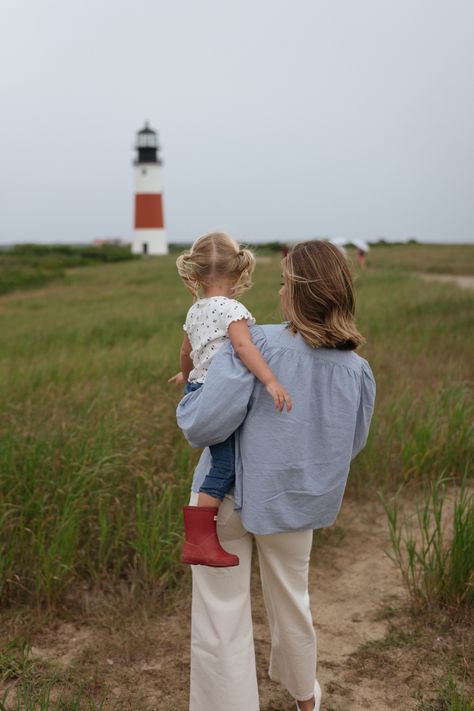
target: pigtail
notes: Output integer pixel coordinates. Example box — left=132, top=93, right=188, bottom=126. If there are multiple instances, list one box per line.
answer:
left=237, top=248, right=256, bottom=274
left=176, top=251, right=200, bottom=300
left=232, top=247, right=256, bottom=296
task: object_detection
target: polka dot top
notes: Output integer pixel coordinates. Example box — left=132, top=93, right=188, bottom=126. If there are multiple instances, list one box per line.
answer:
left=183, top=297, right=256, bottom=384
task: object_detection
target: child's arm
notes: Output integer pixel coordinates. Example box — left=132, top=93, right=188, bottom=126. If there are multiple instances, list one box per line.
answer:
left=228, top=320, right=292, bottom=412
left=168, top=333, right=193, bottom=387
left=180, top=333, right=193, bottom=381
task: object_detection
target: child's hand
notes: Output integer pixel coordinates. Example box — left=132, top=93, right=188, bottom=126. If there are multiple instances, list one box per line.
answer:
left=168, top=372, right=186, bottom=387
left=266, top=380, right=292, bottom=412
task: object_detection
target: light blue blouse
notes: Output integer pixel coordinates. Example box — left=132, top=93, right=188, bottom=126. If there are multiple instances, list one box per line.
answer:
left=177, top=324, right=376, bottom=535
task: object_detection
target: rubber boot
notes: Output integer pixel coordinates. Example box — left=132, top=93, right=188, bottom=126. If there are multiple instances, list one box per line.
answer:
left=181, top=506, right=239, bottom=567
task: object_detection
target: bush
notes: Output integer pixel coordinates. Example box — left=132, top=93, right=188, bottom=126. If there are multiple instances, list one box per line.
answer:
left=382, top=477, right=474, bottom=610
left=0, top=244, right=137, bottom=295
left=416, top=677, right=474, bottom=711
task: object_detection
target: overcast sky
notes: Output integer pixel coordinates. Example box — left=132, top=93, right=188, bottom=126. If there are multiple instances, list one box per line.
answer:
left=1, top=0, right=473, bottom=245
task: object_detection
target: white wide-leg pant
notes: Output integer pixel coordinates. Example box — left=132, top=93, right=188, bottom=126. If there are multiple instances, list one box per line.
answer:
left=189, top=493, right=317, bottom=711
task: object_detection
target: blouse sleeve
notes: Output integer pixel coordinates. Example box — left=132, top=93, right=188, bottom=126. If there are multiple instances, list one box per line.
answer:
left=220, top=299, right=256, bottom=332
left=177, top=325, right=266, bottom=447
left=351, top=359, right=376, bottom=460
left=182, top=306, right=192, bottom=333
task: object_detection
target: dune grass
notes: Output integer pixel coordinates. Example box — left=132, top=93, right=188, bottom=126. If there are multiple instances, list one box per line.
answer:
left=382, top=476, right=474, bottom=610
left=0, top=249, right=473, bottom=609
left=417, top=677, right=474, bottom=711
left=0, top=636, right=104, bottom=710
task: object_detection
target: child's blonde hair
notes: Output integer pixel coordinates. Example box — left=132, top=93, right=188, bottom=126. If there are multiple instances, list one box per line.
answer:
left=176, top=232, right=256, bottom=300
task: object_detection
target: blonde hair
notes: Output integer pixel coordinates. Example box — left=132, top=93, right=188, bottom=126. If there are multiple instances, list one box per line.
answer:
left=176, top=232, right=256, bottom=300
left=283, top=240, right=365, bottom=350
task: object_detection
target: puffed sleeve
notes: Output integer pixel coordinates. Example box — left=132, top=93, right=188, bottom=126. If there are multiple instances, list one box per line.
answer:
left=182, top=308, right=190, bottom=332
left=220, top=299, right=256, bottom=331
left=351, top=359, right=376, bottom=460
left=177, top=325, right=267, bottom=448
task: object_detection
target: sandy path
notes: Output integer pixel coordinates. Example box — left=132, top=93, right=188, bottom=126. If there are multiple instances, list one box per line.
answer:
left=308, top=502, right=413, bottom=711
left=253, top=499, right=412, bottom=711
left=1, top=499, right=416, bottom=710
left=417, top=272, right=474, bottom=289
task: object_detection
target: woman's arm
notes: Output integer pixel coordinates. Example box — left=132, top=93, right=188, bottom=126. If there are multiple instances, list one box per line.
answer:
left=228, top=320, right=292, bottom=412
left=351, top=360, right=376, bottom=459
left=177, top=327, right=266, bottom=448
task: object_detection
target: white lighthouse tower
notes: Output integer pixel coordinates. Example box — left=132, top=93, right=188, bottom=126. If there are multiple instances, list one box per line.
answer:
left=132, top=122, right=168, bottom=256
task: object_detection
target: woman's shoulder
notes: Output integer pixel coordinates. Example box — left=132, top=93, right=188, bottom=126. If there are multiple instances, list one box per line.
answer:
left=256, top=324, right=372, bottom=373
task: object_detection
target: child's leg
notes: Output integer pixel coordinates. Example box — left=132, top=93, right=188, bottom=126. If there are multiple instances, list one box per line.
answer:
left=198, top=433, right=235, bottom=507
left=182, top=434, right=238, bottom=567
left=183, top=381, right=235, bottom=508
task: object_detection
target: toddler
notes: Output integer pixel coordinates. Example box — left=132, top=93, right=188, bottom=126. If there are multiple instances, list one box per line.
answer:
left=169, top=232, right=292, bottom=567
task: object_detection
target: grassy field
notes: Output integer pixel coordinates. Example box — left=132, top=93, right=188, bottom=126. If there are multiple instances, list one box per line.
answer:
left=363, top=243, right=474, bottom=275
left=0, top=245, right=473, bottom=607
left=1, top=242, right=473, bottom=297
left=0, top=244, right=473, bottom=708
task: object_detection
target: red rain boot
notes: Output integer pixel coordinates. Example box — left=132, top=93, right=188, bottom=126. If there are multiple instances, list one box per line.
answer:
left=181, top=506, right=239, bottom=567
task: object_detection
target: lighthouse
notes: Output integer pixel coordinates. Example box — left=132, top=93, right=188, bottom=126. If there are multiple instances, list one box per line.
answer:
left=131, top=122, right=168, bottom=256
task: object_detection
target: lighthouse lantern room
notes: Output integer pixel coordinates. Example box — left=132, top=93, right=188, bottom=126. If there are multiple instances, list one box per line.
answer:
left=132, top=122, right=168, bottom=256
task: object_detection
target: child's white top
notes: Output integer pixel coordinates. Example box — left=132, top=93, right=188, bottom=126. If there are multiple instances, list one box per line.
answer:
left=184, top=296, right=255, bottom=384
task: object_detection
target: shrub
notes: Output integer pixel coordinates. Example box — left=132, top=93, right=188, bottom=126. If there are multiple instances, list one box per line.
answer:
left=0, top=244, right=137, bottom=295
left=416, top=676, right=474, bottom=711
left=382, top=476, right=474, bottom=610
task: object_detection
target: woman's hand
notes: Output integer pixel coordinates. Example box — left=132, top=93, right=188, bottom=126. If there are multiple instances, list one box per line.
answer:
left=168, top=372, right=186, bottom=387
left=266, top=380, right=292, bottom=412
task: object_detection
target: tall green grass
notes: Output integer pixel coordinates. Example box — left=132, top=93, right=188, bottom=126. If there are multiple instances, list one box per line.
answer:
left=416, top=677, right=474, bottom=711
left=349, top=267, right=473, bottom=492
left=1, top=687, right=104, bottom=711
left=0, top=252, right=473, bottom=608
left=0, top=430, right=193, bottom=606
left=352, top=384, right=473, bottom=491
left=382, top=477, right=474, bottom=609
left=0, top=638, right=105, bottom=710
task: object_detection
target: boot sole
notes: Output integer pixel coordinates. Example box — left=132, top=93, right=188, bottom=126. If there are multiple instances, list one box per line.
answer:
left=181, top=556, right=239, bottom=567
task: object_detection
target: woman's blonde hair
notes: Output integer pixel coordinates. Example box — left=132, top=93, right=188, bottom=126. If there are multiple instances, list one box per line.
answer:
left=176, top=232, right=256, bottom=300
left=283, top=240, right=365, bottom=350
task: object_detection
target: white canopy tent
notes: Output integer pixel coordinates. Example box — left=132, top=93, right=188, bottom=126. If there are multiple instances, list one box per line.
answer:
left=328, top=237, right=370, bottom=253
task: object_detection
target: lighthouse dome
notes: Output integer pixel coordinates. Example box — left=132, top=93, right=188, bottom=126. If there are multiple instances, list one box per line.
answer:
left=135, top=122, right=162, bottom=165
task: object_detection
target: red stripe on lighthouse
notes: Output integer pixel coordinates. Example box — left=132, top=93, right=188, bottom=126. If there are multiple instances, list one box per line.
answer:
left=134, top=194, right=164, bottom=229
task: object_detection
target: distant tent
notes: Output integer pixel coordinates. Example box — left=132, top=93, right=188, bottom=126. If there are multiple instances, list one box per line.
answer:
left=353, top=239, right=370, bottom=253
left=328, top=237, right=348, bottom=257
left=329, top=237, right=347, bottom=247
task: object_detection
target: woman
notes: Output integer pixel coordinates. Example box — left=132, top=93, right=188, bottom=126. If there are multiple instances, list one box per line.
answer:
left=177, top=240, right=376, bottom=711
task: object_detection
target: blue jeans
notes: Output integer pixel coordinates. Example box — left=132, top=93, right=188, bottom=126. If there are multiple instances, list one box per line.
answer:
left=185, top=382, right=235, bottom=501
